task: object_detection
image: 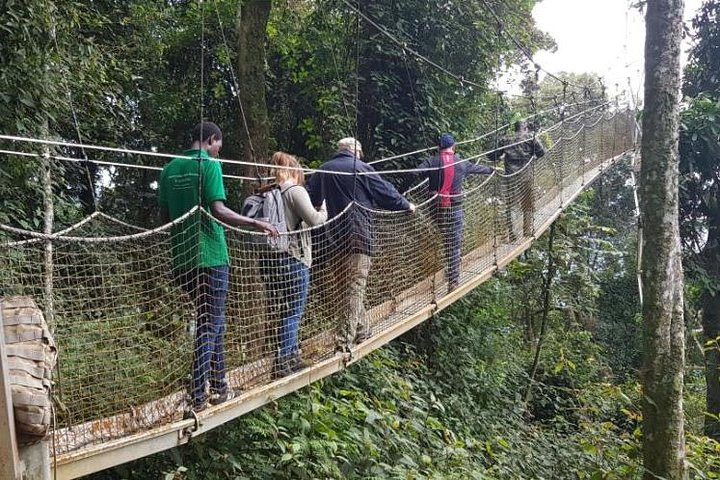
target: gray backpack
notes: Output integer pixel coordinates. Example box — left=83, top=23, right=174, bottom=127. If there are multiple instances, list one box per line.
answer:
left=241, top=184, right=298, bottom=252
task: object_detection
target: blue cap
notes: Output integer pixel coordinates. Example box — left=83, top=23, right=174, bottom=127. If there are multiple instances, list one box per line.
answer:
left=438, top=134, right=455, bottom=149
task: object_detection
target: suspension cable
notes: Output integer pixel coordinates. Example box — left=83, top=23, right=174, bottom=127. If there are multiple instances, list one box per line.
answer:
left=51, top=18, right=98, bottom=212
left=0, top=149, right=262, bottom=181
left=327, top=13, right=354, bottom=135
left=0, top=100, right=623, bottom=177
left=342, top=0, right=601, bottom=97
left=197, top=0, right=206, bottom=214
left=351, top=0, right=361, bottom=201
left=340, top=0, right=481, bottom=89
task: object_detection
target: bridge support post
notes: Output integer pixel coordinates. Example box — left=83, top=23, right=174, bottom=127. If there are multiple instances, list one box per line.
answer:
left=19, top=442, right=51, bottom=480
left=1, top=303, right=52, bottom=480
left=0, top=310, right=22, bottom=479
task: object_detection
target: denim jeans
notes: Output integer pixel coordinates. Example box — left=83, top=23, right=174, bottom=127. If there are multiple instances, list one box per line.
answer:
left=176, top=266, right=229, bottom=407
left=261, top=254, right=310, bottom=365
left=435, top=207, right=464, bottom=290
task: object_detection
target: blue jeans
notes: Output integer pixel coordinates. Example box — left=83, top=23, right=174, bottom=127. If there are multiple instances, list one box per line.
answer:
left=176, top=266, right=229, bottom=407
left=261, top=254, right=310, bottom=364
left=436, top=207, right=464, bottom=290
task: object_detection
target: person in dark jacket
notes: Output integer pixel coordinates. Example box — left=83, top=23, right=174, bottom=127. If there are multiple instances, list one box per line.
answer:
left=488, top=122, right=545, bottom=240
left=404, top=133, right=493, bottom=292
left=308, top=137, right=415, bottom=351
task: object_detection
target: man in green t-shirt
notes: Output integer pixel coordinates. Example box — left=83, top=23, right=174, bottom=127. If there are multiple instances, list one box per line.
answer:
left=159, top=121, right=276, bottom=413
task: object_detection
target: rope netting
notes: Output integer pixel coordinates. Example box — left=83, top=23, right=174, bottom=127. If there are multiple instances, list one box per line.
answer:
left=0, top=108, right=635, bottom=460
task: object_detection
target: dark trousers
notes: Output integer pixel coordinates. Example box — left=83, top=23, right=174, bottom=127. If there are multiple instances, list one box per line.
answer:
left=505, top=166, right=534, bottom=239
left=435, top=207, right=464, bottom=290
left=176, top=266, right=229, bottom=407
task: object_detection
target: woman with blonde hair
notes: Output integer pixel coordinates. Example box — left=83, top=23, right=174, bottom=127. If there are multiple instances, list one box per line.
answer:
left=264, top=152, right=327, bottom=377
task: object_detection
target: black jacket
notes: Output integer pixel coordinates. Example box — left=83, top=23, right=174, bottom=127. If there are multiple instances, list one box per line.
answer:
left=488, top=133, right=545, bottom=174
left=308, top=151, right=410, bottom=255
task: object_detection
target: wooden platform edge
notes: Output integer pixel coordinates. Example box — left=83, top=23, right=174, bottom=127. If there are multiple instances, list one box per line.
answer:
left=53, top=151, right=632, bottom=480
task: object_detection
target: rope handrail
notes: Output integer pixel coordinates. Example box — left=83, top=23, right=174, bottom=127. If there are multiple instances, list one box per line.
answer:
left=0, top=100, right=625, bottom=179
left=0, top=112, right=632, bottom=242
left=0, top=110, right=623, bottom=244
left=0, top=206, right=198, bottom=244
left=367, top=98, right=614, bottom=166
left=0, top=149, right=270, bottom=182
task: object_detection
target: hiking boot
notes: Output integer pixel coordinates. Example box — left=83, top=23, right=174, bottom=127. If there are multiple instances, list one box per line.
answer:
left=183, top=401, right=207, bottom=419
left=334, top=344, right=350, bottom=355
left=209, top=389, right=235, bottom=406
left=354, top=329, right=373, bottom=344
left=273, top=356, right=296, bottom=379
left=273, top=353, right=310, bottom=379
left=272, top=362, right=294, bottom=379
left=289, top=354, right=310, bottom=372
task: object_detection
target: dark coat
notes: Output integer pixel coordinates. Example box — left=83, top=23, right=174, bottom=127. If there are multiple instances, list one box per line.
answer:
left=488, top=133, right=545, bottom=174
left=308, top=151, right=410, bottom=255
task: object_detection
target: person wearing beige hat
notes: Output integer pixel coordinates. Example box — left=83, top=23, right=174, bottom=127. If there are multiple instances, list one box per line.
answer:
left=308, top=137, right=415, bottom=352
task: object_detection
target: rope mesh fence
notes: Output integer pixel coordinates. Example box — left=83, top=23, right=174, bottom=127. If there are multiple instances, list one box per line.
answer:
left=0, top=108, right=635, bottom=460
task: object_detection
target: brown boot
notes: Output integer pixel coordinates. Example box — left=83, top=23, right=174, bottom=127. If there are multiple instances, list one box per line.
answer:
left=354, top=329, right=373, bottom=344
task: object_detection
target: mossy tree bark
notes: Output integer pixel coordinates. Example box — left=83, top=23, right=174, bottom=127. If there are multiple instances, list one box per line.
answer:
left=640, top=0, right=687, bottom=479
left=236, top=0, right=272, bottom=179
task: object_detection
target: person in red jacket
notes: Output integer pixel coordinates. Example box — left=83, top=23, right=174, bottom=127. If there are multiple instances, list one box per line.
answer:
left=405, top=134, right=493, bottom=292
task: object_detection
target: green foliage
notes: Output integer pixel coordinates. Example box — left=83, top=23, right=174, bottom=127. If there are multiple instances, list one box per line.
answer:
left=2, top=0, right=718, bottom=476
left=94, top=279, right=644, bottom=479
left=684, top=0, right=720, bottom=99
left=1, top=0, right=552, bottom=226
left=513, top=71, right=609, bottom=127
left=265, top=0, right=552, bottom=170
left=681, top=0, right=720, bottom=441
left=680, top=95, right=720, bottom=283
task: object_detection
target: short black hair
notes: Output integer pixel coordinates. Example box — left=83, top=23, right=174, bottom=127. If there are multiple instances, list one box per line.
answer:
left=191, top=122, right=222, bottom=143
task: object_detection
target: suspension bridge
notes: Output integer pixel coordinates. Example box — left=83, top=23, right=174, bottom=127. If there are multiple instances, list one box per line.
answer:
left=0, top=103, right=636, bottom=478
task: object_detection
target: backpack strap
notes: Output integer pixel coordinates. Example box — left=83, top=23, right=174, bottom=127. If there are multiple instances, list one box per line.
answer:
left=279, top=183, right=301, bottom=196
left=280, top=184, right=304, bottom=230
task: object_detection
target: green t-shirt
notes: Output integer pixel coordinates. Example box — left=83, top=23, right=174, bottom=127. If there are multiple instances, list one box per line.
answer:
left=158, top=149, right=230, bottom=270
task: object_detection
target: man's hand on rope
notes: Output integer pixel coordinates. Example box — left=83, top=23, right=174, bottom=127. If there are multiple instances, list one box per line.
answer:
left=256, top=220, right=279, bottom=238
left=408, top=203, right=417, bottom=214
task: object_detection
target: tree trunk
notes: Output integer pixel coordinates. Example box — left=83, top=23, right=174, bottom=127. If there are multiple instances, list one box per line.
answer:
left=639, top=1, right=687, bottom=479
left=236, top=0, right=272, bottom=180
left=524, top=223, right=557, bottom=408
